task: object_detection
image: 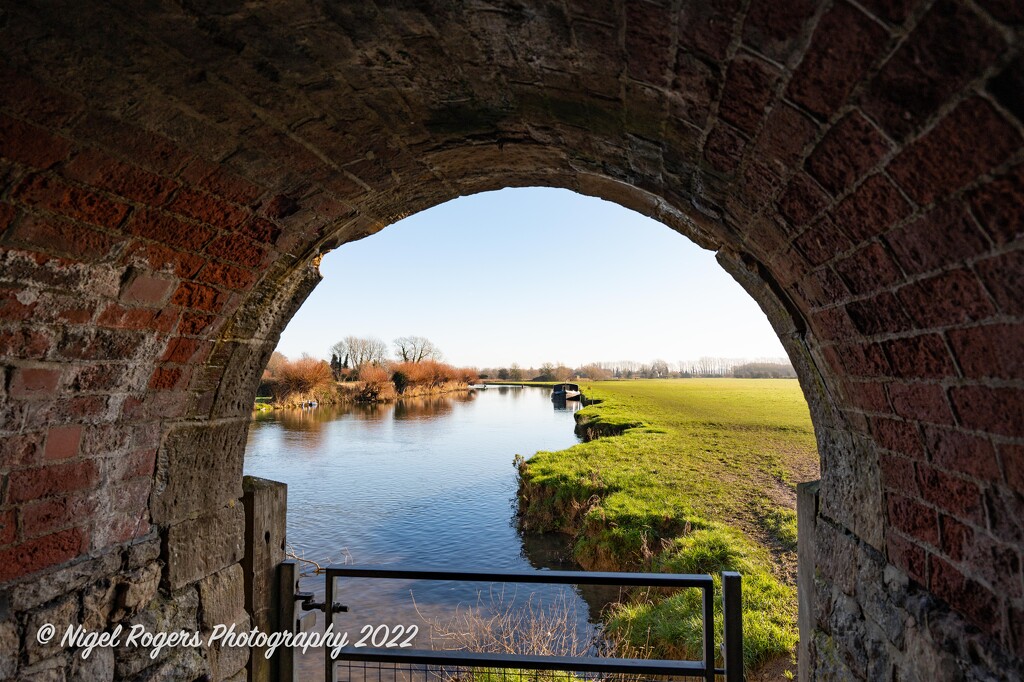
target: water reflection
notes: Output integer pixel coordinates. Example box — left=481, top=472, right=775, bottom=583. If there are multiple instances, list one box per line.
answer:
left=244, top=387, right=597, bottom=679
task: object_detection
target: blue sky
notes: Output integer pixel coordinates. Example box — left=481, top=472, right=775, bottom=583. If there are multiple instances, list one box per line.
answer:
left=275, top=187, right=787, bottom=369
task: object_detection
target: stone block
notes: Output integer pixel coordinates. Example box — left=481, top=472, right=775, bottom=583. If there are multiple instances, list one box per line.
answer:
left=150, top=421, right=246, bottom=525
left=199, top=564, right=244, bottom=630
left=163, top=504, right=244, bottom=591
left=27, top=593, right=78, bottom=663
left=113, top=587, right=201, bottom=679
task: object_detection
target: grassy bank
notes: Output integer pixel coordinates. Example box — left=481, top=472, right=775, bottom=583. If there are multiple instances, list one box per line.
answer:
left=516, top=379, right=818, bottom=672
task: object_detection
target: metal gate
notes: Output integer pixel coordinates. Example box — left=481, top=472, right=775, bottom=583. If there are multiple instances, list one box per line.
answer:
left=279, top=565, right=744, bottom=682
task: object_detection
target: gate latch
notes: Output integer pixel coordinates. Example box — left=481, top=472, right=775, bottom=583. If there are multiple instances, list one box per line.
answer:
left=294, top=591, right=348, bottom=613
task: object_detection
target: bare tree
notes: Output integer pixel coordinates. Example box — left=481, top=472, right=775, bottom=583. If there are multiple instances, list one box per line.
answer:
left=330, top=336, right=388, bottom=370
left=393, top=336, right=443, bottom=363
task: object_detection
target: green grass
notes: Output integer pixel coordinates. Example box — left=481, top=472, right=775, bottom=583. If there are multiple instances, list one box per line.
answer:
left=516, top=379, right=817, bottom=671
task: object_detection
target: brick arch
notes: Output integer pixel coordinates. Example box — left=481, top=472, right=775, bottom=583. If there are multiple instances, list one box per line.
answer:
left=0, top=0, right=1021, bottom=679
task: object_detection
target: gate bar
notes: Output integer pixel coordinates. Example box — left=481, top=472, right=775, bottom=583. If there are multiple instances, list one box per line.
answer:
left=723, top=571, right=744, bottom=682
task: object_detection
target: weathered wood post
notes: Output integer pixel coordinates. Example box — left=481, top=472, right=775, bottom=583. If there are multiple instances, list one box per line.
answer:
left=242, top=476, right=288, bottom=682
left=797, top=480, right=819, bottom=682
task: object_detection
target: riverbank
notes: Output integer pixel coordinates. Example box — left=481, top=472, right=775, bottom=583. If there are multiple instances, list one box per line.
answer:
left=516, top=379, right=819, bottom=673
left=254, top=379, right=473, bottom=411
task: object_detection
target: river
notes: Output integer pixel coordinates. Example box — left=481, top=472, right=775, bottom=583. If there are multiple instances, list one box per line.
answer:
left=243, top=386, right=610, bottom=678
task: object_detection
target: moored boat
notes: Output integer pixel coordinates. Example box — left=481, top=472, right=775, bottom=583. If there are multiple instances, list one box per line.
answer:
left=551, top=383, right=582, bottom=401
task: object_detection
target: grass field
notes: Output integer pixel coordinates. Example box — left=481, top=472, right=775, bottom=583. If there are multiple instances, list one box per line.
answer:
left=516, top=379, right=819, bottom=673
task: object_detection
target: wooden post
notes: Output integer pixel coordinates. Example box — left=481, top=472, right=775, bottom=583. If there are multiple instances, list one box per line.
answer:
left=242, top=476, right=288, bottom=682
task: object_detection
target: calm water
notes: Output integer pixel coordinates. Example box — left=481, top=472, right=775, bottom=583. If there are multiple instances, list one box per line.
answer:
left=244, top=386, right=609, bottom=676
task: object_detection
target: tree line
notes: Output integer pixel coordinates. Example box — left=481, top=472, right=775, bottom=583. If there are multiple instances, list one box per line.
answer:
left=478, top=357, right=796, bottom=381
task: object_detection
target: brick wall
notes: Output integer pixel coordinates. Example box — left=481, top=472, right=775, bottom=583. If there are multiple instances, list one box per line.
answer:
left=0, top=0, right=1020, bottom=679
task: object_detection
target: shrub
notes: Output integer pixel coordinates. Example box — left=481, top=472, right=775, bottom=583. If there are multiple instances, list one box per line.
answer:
left=273, top=356, right=335, bottom=403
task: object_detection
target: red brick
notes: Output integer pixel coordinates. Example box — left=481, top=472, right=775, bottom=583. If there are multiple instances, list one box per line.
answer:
left=9, top=459, right=98, bottom=503
left=846, top=291, right=915, bottom=336
left=888, top=98, right=1021, bottom=206
left=742, top=0, right=818, bottom=62
left=967, top=164, right=1024, bottom=245
left=811, top=307, right=860, bottom=342
left=834, top=242, right=903, bottom=296
left=845, top=379, right=890, bottom=413
left=990, top=60, right=1024, bottom=123
left=0, top=202, right=16, bottom=235
left=863, top=1, right=1006, bottom=139
left=975, top=250, right=1024, bottom=317
left=0, top=527, right=84, bottom=583
left=806, top=111, right=893, bottom=196
left=0, top=510, right=14, bottom=546
left=940, top=514, right=975, bottom=562
left=887, top=531, right=928, bottom=584
left=787, top=1, right=891, bottom=117
left=923, top=426, right=1000, bottom=480
left=0, top=113, right=72, bottom=169
left=168, top=187, right=249, bottom=228
left=897, top=269, right=996, bottom=328
left=778, top=173, right=829, bottom=228
left=125, top=242, right=206, bottom=279
left=123, top=208, right=216, bottom=251
left=948, top=324, right=1024, bottom=381
left=180, top=158, right=264, bottom=205
left=9, top=214, right=119, bottom=262
left=880, top=451, right=918, bottom=491
left=0, top=286, right=37, bottom=321
left=239, top=217, right=283, bottom=245
left=178, top=312, right=219, bottom=336
left=0, top=328, right=52, bottom=360
left=835, top=342, right=891, bottom=378
left=261, top=194, right=298, bottom=220
left=882, top=333, right=957, bottom=380
left=74, top=112, right=189, bottom=176
left=148, top=366, right=184, bottom=391
left=160, top=337, right=201, bottom=364
left=833, top=173, right=913, bottom=243
left=940, top=516, right=1022, bottom=598
left=717, top=55, right=782, bottom=135
left=886, top=203, right=990, bottom=276
left=96, top=303, right=156, bottom=330
left=0, top=68, right=83, bottom=127
left=871, top=416, right=924, bottom=457
left=10, top=367, right=61, bottom=399
left=888, top=492, right=939, bottom=545
left=859, top=0, right=917, bottom=23
left=917, top=464, right=984, bottom=524
left=205, top=233, right=266, bottom=268
left=196, top=261, right=256, bottom=290
left=703, top=123, right=747, bottom=174
left=624, top=1, right=673, bottom=85
left=65, top=147, right=179, bottom=205
left=44, top=425, right=82, bottom=461
left=21, top=493, right=97, bottom=538
left=13, top=173, right=130, bottom=229
left=171, top=281, right=225, bottom=312
left=887, top=382, right=954, bottom=424
left=929, top=555, right=1001, bottom=631
left=120, top=272, right=176, bottom=306
left=755, top=103, right=820, bottom=171
left=950, top=386, right=1024, bottom=437
left=1002, top=444, right=1024, bottom=495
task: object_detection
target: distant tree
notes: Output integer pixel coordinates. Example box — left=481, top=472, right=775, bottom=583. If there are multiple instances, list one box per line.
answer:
left=265, top=351, right=288, bottom=378
left=331, top=336, right=388, bottom=370
left=651, top=359, right=670, bottom=377
left=536, top=363, right=556, bottom=381
left=497, top=367, right=510, bottom=380
left=393, top=336, right=442, bottom=363
left=509, top=363, right=524, bottom=381
left=578, top=363, right=611, bottom=380
left=553, top=365, right=573, bottom=381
